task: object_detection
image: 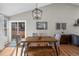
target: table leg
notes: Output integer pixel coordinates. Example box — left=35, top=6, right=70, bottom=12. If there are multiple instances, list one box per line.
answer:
left=16, top=44, right=18, bottom=56
left=21, top=42, right=25, bottom=56
left=54, top=42, right=58, bottom=56
left=26, top=43, right=30, bottom=56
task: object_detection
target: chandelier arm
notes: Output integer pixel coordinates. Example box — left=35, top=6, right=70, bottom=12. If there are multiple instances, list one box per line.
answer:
left=32, top=3, right=42, bottom=20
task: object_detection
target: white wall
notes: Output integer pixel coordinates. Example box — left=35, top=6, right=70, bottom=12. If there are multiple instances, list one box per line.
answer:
left=0, top=15, right=8, bottom=50
left=9, top=3, right=79, bottom=36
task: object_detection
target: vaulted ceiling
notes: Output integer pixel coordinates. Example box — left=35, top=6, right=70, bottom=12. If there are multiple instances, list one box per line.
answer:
left=0, top=3, right=50, bottom=16
left=0, top=3, right=79, bottom=16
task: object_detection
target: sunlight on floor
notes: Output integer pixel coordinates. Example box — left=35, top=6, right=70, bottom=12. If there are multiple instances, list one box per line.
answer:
left=0, top=47, right=23, bottom=56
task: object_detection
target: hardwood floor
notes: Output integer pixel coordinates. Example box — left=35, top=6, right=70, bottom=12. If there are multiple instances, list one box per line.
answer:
left=0, top=44, right=79, bottom=56
left=60, top=44, right=79, bottom=56
left=0, top=47, right=15, bottom=56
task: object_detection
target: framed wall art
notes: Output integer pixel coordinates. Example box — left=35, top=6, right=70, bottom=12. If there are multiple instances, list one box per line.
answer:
left=36, top=21, right=48, bottom=30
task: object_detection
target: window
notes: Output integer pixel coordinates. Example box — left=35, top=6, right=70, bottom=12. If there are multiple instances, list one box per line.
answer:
left=62, top=23, right=66, bottom=30
left=56, top=23, right=60, bottom=30
left=56, top=23, right=66, bottom=30
left=4, top=20, right=7, bottom=36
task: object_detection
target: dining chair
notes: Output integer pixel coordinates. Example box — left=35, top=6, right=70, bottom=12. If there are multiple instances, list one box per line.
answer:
left=54, top=33, right=61, bottom=55
left=15, top=34, right=21, bottom=56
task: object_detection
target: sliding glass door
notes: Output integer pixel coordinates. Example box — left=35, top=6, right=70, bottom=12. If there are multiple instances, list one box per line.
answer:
left=11, top=22, right=17, bottom=40
left=18, top=22, right=25, bottom=38
left=11, top=22, right=25, bottom=40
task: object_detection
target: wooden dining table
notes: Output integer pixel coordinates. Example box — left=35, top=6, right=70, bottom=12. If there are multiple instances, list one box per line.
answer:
left=20, top=36, right=58, bottom=56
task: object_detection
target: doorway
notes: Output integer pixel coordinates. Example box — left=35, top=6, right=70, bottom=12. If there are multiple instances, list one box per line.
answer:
left=8, top=20, right=27, bottom=42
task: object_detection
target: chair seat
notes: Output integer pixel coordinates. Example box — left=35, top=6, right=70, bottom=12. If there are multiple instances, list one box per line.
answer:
left=24, top=46, right=55, bottom=56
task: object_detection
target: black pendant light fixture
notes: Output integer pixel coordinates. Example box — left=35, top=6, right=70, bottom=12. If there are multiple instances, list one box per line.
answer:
left=32, top=3, right=42, bottom=20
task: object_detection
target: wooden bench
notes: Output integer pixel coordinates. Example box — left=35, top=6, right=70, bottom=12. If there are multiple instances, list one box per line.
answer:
left=24, top=46, right=55, bottom=56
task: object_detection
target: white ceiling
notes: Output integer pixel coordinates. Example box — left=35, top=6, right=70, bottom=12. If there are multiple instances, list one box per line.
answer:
left=0, top=3, right=79, bottom=16
left=0, top=3, right=50, bottom=16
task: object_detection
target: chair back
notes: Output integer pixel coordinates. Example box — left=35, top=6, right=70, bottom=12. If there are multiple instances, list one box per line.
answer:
left=55, top=34, right=61, bottom=40
left=15, top=34, right=21, bottom=56
left=15, top=34, right=21, bottom=45
left=54, top=34, right=61, bottom=47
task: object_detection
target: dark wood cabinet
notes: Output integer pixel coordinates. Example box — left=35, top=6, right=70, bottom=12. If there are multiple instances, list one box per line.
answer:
left=60, top=35, right=72, bottom=44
